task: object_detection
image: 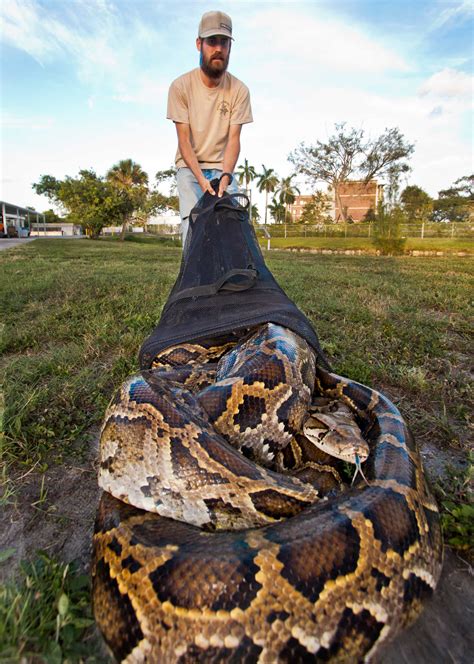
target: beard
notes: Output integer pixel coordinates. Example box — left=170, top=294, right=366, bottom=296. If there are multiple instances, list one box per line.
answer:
left=200, top=50, right=230, bottom=79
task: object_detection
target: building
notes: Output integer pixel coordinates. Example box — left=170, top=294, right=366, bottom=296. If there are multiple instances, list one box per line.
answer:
left=30, top=222, right=83, bottom=237
left=286, top=180, right=383, bottom=223
left=287, top=194, right=335, bottom=223
left=101, top=212, right=181, bottom=236
left=333, top=180, right=383, bottom=222
left=0, top=201, right=45, bottom=237
left=145, top=211, right=181, bottom=235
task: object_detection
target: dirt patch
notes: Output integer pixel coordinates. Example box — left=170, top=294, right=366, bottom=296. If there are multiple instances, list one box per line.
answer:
left=0, top=430, right=101, bottom=583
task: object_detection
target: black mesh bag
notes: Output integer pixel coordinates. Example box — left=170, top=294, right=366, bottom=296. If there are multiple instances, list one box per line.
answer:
left=139, top=180, right=330, bottom=369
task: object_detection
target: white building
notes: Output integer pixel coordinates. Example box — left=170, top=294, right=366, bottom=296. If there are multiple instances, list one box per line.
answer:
left=1, top=201, right=45, bottom=237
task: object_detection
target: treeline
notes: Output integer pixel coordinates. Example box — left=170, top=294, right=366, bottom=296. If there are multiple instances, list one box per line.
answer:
left=293, top=175, right=473, bottom=226
left=239, top=124, right=472, bottom=225
left=34, top=124, right=473, bottom=236
left=396, top=178, right=473, bottom=224
left=33, top=160, right=178, bottom=239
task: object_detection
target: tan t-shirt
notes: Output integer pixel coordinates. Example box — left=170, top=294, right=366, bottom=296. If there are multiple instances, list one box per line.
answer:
left=167, top=68, right=253, bottom=169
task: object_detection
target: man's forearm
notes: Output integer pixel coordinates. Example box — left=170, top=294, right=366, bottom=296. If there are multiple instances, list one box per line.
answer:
left=178, top=137, right=207, bottom=187
left=222, top=133, right=241, bottom=176
left=217, top=132, right=241, bottom=197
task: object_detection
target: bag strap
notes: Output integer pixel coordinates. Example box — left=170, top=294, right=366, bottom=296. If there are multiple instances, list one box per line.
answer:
left=189, top=189, right=250, bottom=220
left=166, top=268, right=257, bottom=306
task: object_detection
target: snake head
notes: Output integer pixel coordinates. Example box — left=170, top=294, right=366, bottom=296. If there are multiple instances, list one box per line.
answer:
left=303, top=414, right=370, bottom=466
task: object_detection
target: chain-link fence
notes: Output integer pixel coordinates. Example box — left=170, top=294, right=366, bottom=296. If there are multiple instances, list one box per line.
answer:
left=254, top=221, right=474, bottom=240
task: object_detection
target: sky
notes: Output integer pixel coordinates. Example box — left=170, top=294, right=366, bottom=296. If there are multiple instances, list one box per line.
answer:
left=1, top=0, right=473, bottom=215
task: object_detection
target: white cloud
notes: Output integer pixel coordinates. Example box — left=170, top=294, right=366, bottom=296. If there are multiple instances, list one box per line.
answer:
left=1, top=112, right=55, bottom=130
left=243, top=6, right=410, bottom=75
left=113, top=76, right=168, bottom=106
left=419, top=67, right=473, bottom=100
left=0, top=0, right=163, bottom=93
left=1, top=0, right=56, bottom=62
left=430, top=0, right=474, bottom=31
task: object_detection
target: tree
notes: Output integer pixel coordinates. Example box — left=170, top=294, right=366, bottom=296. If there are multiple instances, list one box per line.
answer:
left=444, top=174, right=474, bottom=199
left=250, top=204, right=260, bottom=225
left=268, top=199, right=286, bottom=224
left=155, top=168, right=178, bottom=196
left=299, top=191, right=332, bottom=225
left=277, top=175, right=300, bottom=223
left=152, top=168, right=179, bottom=214
left=384, top=163, right=411, bottom=210
left=34, top=163, right=180, bottom=238
left=131, top=190, right=178, bottom=228
left=33, top=170, right=126, bottom=238
left=400, top=185, right=433, bottom=222
left=372, top=204, right=407, bottom=255
left=289, top=123, right=414, bottom=222
left=432, top=174, right=474, bottom=222
left=43, top=209, right=63, bottom=224
left=256, top=165, right=279, bottom=225
left=155, top=167, right=178, bottom=185
left=236, top=159, right=257, bottom=209
left=363, top=207, right=377, bottom=223
left=106, top=159, right=149, bottom=240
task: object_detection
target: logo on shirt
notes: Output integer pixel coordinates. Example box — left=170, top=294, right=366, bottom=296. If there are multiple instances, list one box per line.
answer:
left=218, top=101, right=230, bottom=117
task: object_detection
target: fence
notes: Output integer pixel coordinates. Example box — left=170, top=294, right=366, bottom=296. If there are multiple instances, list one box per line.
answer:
left=254, top=221, right=473, bottom=240
left=146, top=223, right=180, bottom=237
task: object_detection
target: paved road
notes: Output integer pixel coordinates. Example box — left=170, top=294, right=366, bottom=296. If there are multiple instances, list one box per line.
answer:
left=0, top=238, right=37, bottom=251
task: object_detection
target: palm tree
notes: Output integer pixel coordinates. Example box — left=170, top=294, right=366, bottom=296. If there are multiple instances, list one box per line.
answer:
left=236, top=159, right=257, bottom=209
left=277, top=175, right=300, bottom=224
left=257, top=165, right=279, bottom=226
left=107, top=159, right=149, bottom=240
left=250, top=204, right=260, bottom=225
left=268, top=198, right=286, bottom=224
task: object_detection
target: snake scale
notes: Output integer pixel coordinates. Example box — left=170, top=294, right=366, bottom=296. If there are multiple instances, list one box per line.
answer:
left=92, top=322, right=443, bottom=663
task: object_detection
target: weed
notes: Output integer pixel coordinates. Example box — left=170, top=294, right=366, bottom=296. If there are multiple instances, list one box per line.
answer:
left=0, top=464, right=16, bottom=507
left=434, top=454, right=473, bottom=558
left=0, top=552, right=102, bottom=661
left=31, top=474, right=48, bottom=509
left=441, top=502, right=474, bottom=554
left=395, top=365, right=429, bottom=391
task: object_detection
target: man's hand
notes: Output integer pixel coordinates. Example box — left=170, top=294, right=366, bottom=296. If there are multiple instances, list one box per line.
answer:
left=218, top=174, right=231, bottom=197
left=199, top=177, right=216, bottom=196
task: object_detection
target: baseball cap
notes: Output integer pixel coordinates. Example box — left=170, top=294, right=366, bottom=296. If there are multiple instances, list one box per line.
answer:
left=198, top=11, right=233, bottom=40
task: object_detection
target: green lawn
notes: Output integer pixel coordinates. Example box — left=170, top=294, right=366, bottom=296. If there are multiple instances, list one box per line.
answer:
left=261, top=235, right=473, bottom=253
left=1, top=237, right=472, bottom=658
left=1, top=237, right=471, bottom=463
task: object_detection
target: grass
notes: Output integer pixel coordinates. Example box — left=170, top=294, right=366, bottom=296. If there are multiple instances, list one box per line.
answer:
left=1, top=237, right=471, bottom=462
left=1, top=238, right=179, bottom=464
left=261, top=236, right=473, bottom=253
left=434, top=453, right=474, bottom=558
left=0, top=237, right=472, bottom=657
left=0, top=552, right=101, bottom=662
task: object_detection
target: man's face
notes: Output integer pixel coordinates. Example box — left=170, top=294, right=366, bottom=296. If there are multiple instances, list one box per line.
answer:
left=197, top=36, right=231, bottom=79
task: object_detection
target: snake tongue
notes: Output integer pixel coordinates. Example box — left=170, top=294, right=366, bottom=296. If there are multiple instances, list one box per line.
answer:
left=351, top=454, right=370, bottom=487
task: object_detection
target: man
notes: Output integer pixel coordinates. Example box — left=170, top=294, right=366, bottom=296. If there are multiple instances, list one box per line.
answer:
left=167, top=10, right=253, bottom=243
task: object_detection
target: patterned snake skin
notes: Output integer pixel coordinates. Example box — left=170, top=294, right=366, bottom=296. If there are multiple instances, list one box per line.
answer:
left=92, top=323, right=443, bottom=662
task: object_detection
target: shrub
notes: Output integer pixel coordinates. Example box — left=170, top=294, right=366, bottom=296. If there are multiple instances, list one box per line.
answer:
left=372, top=205, right=407, bottom=255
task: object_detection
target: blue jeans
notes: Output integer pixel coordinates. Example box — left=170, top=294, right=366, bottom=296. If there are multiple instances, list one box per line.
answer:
left=176, top=168, right=240, bottom=244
